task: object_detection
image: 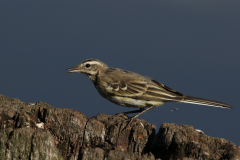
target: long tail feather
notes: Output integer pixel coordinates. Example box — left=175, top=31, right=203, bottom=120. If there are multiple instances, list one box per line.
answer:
left=182, top=96, right=232, bottom=108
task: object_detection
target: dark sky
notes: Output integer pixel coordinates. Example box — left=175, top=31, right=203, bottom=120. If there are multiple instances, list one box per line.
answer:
left=1, top=1, right=239, bottom=146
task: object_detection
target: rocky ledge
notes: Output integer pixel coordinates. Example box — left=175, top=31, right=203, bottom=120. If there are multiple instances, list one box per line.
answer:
left=0, top=94, right=239, bottom=160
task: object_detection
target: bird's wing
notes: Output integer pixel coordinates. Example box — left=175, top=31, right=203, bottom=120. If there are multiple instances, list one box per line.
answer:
left=108, top=79, right=148, bottom=96
left=99, top=68, right=148, bottom=96
left=139, top=79, right=185, bottom=101
left=150, top=79, right=184, bottom=97
left=103, top=77, right=183, bottom=101
left=101, top=68, right=185, bottom=101
left=106, top=78, right=185, bottom=102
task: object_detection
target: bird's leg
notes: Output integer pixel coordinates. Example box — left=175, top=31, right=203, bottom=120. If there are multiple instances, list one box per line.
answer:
left=114, top=108, right=143, bottom=125
left=114, top=108, right=143, bottom=119
left=123, top=105, right=156, bottom=129
left=122, top=108, right=144, bottom=115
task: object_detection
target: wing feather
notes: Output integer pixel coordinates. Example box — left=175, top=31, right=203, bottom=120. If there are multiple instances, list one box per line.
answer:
left=151, top=79, right=184, bottom=96
left=106, top=77, right=184, bottom=102
left=147, top=85, right=178, bottom=97
left=110, top=80, right=147, bottom=96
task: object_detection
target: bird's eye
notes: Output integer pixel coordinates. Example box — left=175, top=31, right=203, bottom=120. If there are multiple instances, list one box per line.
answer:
left=86, top=64, right=90, bottom=68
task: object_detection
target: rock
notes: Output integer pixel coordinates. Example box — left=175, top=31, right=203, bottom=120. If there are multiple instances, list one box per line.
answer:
left=151, top=123, right=240, bottom=159
left=1, top=127, right=63, bottom=160
left=0, top=94, right=239, bottom=160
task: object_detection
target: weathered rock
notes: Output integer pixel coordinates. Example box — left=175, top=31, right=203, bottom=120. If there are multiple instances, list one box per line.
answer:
left=0, top=94, right=239, bottom=160
left=0, top=127, right=63, bottom=160
left=151, top=123, right=240, bottom=160
left=79, top=147, right=105, bottom=160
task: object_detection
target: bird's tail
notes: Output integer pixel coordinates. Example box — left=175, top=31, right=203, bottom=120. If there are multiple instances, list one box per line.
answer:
left=181, top=96, right=232, bottom=108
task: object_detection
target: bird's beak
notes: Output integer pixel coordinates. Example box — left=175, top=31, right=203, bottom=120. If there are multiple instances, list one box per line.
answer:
left=66, top=66, right=82, bottom=73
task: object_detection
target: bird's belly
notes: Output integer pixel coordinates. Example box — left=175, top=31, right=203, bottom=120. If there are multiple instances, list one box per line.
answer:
left=108, top=96, right=164, bottom=108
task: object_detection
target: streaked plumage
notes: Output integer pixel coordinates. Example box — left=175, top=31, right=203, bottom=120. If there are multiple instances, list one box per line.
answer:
left=67, top=59, right=232, bottom=127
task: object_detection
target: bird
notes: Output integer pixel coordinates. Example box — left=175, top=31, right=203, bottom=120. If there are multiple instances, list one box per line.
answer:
left=67, top=58, right=232, bottom=128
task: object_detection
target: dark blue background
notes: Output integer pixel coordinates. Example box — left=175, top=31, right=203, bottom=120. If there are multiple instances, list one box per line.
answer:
left=1, top=1, right=239, bottom=146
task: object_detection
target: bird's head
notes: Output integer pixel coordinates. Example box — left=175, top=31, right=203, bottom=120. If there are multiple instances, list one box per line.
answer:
left=67, top=59, right=108, bottom=81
